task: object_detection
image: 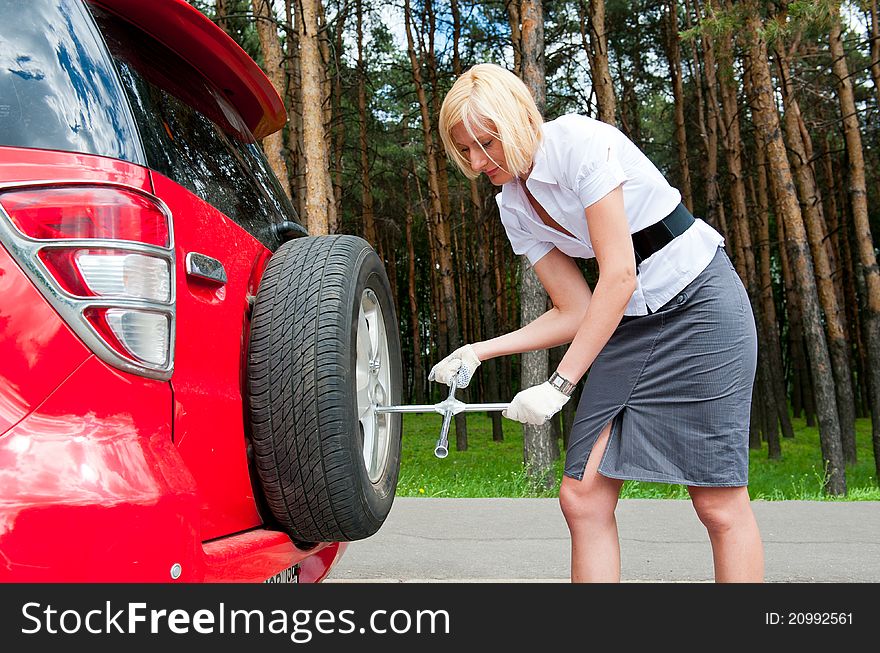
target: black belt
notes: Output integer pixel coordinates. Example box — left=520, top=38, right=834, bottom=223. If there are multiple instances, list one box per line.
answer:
left=632, top=203, right=695, bottom=265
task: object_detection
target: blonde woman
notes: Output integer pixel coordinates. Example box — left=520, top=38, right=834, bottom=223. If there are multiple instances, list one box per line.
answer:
left=431, top=63, right=764, bottom=583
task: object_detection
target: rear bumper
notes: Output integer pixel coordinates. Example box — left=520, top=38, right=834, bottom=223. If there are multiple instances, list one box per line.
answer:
left=0, top=355, right=202, bottom=581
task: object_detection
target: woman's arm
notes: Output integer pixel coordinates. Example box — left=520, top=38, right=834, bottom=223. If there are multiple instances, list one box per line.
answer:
left=497, top=185, right=636, bottom=425
left=470, top=246, right=592, bottom=361
left=554, top=185, right=636, bottom=383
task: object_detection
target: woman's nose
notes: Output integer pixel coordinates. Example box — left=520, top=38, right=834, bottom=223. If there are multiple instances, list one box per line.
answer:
left=468, top=149, right=486, bottom=171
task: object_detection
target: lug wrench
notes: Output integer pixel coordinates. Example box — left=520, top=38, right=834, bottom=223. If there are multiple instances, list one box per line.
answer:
left=375, top=377, right=508, bottom=458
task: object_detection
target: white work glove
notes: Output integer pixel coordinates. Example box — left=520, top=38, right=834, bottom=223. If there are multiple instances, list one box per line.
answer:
left=503, top=381, right=570, bottom=426
left=428, top=344, right=481, bottom=388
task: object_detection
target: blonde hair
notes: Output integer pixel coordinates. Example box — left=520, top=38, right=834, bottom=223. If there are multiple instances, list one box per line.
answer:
left=439, top=63, right=543, bottom=180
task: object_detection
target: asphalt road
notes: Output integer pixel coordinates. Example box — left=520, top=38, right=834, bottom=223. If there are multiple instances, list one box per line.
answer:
left=325, top=497, right=880, bottom=583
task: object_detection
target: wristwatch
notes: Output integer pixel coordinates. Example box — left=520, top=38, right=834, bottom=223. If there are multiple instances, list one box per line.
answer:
left=548, top=371, right=576, bottom=397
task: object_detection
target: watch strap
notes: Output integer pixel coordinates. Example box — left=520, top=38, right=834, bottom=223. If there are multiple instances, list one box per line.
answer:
left=548, top=371, right=576, bottom=397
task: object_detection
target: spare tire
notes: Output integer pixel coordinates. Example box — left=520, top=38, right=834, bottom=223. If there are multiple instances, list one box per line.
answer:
left=246, top=235, right=402, bottom=542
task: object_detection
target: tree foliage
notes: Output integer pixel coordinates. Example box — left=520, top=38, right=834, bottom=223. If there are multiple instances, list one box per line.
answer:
left=197, top=0, right=879, bottom=495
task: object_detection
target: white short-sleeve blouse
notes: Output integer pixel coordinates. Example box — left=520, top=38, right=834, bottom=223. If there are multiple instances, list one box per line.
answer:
left=496, top=114, right=724, bottom=315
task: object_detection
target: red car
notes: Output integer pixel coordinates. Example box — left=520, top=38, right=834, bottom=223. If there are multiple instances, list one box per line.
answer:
left=0, top=0, right=402, bottom=582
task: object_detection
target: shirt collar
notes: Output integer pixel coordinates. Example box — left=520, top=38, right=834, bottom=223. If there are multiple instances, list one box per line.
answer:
left=525, top=139, right=555, bottom=184
left=498, top=136, right=554, bottom=209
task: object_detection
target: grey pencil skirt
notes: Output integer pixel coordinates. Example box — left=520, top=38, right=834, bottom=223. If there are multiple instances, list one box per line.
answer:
left=565, top=246, right=757, bottom=486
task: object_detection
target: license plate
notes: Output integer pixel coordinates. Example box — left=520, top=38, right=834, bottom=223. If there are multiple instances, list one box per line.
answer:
left=265, top=563, right=299, bottom=583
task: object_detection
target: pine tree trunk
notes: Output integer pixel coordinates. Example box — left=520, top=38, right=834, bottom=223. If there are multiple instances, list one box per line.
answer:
left=252, top=0, right=292, bottom=199
left=664, top=0, right=693, bottom=210
left=754, top=140, right=795, bottom=440
left=749, top=390, right=762, bottom=449
left=742, top=7, right=845, bottom=494
left=870, top=0, right=880, bottom=112
left=454, top=198, right=469, bottom=346
left=215, top=0, right=229, bottom=34
left=616, top=14, right=643, bottom=145
left=357, top=0, right=377, bottom=246
left=776, top=46, right=856, bottom=464
left=795, top=111, right=843, bottom=307
left=330, top=11, right=345, bottom=233
left=760, top=365, right=779, bottom=453
left=717, top=27, right=781, bottom=457
left=698, top=11, right=726, bottom=238
left=824, top=140, right=868, bottom=418
left=519, top=0, right=555, bottom=487
left=297, top=0, right=334, bottom=234
left=404, top=178, right=425, bottom=403
left=284, top=0, right=305, bottom=221
left=682, top=0, right=708, bottom=220
left=494, top=221, right=512, bottom=395
left=449, top=0, right=484, bottom=435
left=851, top=221, right=877, bottom=419
left=412, top=164, right=445, bottom=398
left=830, top=10, right=880, bottom=481
left=414, top=0, right=449, bottom=232
left=580, top=0, right=617, bottom=124
left=404, top=0, right=466, bottom=448
left=810, top=133, right=845, bottom=327
left=451, top=0, right=462, bottom=75
left=317, top=13, right=335, bottom=230
left=384, top=231, right=398, bottom=309
left=475, top=182, right=505, bottom=442
left=507, top=0, right=522, bottom=75
left=831, top=141, right=870, bottom=419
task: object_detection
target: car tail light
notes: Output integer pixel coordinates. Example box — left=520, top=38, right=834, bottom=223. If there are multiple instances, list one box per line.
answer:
left=1, top=186, right=169, bottom=245
left=0, top=183, right=175, bottom=379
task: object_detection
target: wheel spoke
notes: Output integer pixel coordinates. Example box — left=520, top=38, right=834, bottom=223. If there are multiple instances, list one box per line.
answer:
left=361, top=413, right=376, bottom=470
left=356, top=305, right=371, bottom=396
left=366, top=306, right=381, bottom=364
left=377, top=327, right=389, bottom=379
left=357, top=305, right=371, bottom=362
left=357, top=385, right=371, bottom=419
left=373, top=376, right=390, bottom=409
left=371, top=414, right=386, bottom=473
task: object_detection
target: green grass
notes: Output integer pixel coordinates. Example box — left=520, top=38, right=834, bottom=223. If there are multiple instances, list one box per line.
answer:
left=396, top=412, right=880, bottom=500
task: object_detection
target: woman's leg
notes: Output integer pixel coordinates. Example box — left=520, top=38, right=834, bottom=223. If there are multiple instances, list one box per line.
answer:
left=688, top=485, right=764, bottom=582
left=559, top=421, right=625, bottom=582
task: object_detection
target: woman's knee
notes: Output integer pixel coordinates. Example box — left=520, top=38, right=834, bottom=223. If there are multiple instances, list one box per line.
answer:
left=689, top=486, right=750, bottom=535
left=558, top=474, right=620, bottom=527
left=560, top=421, right=621, bottom=527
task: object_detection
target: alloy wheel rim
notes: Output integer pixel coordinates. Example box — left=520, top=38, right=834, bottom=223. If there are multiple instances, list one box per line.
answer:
left=355, top=288, right=392, bottom=483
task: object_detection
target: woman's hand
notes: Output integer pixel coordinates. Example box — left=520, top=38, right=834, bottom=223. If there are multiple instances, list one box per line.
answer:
left=503, top=381, right=570, bottom=425
left=428, top=344, right=481, bottom=387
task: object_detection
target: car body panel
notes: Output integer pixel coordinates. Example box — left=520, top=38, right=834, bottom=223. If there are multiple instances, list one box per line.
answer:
left=0, top=147, right=154, bottom=435
left=0, top=355, right=197, bottom=581
left=0, top=149, right=339, bottom=582
left=154, top=171, right=265, bottom=539
left=0, top=291, right=342, bottom=583
left=0, top=146, right=153, bottom=190
left=0, top=243, right=91, bottom=436
left=0, top=343, right=341, bottom=583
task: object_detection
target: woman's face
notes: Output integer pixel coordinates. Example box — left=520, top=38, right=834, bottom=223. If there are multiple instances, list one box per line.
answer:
left=450, top=121, right=514, bottom=186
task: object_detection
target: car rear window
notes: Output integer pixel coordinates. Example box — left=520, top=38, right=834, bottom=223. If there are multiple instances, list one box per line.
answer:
left=90, top=5, right=300, bottom=248
left=0, top=0, right=143, bottom=164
